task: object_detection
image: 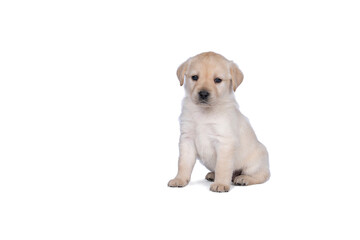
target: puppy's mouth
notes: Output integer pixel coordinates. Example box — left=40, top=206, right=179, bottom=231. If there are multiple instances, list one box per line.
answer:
left=199, top=99, right=208, bottom=104
left=199, top=100, right=210, bottom=105
left=196, top=98, right=212, bottom=106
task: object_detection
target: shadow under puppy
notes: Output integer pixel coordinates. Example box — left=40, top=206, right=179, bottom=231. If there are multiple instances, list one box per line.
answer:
left=168, top=52, right=270, bottom=192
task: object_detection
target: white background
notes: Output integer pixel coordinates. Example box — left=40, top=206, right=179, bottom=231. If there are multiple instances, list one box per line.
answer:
left=1, top=0, right=360, bottom=239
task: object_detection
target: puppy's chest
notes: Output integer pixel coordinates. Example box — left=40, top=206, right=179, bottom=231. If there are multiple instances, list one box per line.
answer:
left=194, top=123, right=218, bottom=169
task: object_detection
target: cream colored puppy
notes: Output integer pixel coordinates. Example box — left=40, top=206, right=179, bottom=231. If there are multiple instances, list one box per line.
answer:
left=168, top=52, right=270, bottom=192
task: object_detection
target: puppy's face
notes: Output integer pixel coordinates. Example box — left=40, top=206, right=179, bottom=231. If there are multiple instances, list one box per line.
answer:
left=177, top=52, right=244, bottom=106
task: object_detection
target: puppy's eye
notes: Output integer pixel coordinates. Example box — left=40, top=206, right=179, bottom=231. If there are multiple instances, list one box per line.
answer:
left=214, top=78, right=222, bottom=83
left=191, top=75, right=199, bottom=81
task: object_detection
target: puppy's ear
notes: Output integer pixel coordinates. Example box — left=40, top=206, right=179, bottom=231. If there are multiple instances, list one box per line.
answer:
left=230, top=61, right=244, bottom=91
left=176, top=58, right=190, bottom=86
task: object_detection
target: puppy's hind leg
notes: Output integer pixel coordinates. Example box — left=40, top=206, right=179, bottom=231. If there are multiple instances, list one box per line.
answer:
left=233, top=147, right=270, bottom=186
left=205, top=172, right=215, bottom=182
left=233, top=168, right=270, bottom=186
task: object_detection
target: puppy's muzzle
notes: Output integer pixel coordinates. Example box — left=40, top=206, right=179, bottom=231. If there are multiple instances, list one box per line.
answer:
left=198, top=90, right=210, bottom=102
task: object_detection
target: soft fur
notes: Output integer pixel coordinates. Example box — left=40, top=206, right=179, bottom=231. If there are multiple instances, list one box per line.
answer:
left=168, top=52, right=270, bottom=192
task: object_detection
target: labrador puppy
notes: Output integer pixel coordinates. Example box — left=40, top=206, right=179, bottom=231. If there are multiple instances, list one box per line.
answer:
left=168, top=52, right=270, bottom=192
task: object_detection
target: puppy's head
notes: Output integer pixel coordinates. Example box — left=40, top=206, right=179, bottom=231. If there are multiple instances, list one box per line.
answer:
left=177, top=52, right=243, bottom=106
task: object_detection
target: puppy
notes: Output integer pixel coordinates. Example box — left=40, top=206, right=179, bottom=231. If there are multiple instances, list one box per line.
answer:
left=168, top=52, right=270, bottom=192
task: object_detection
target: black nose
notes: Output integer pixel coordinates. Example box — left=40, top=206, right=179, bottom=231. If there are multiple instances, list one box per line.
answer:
left=199, top=91, right=210, bottom=100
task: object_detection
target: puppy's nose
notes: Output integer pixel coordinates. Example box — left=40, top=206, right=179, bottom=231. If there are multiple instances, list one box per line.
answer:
left=199, top=90, right=210, bottom=100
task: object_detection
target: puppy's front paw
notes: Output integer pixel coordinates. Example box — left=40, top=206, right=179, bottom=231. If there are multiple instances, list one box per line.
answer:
left=210, top=183, right=230, bottom=192
left=168, top=178, right=189, bottom=188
